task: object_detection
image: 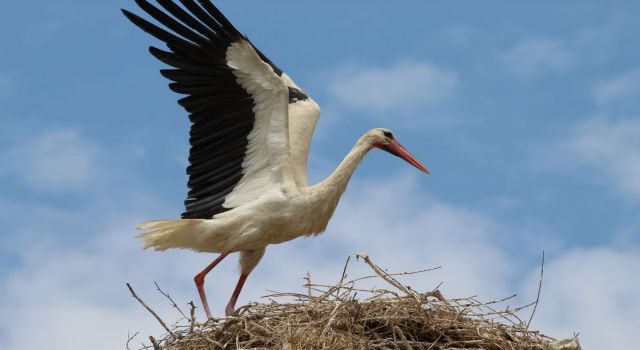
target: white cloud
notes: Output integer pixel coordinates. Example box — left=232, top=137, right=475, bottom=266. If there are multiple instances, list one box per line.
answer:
left=1, top=128, right=97, bottom=190
left=0, top=222, right=182, bottom=350
left=521, top=247, right=640, bottom=350
left=328, top=61, right=458, bottom=117
left=565, top=118, right=640, bottom=199
left=537, top=68, right=640, bottom=201
left=323, top=173, right=516, bottom=298
left=499, top=38, right=573, bottom=78
left=594, top=68, right=640, bottom=110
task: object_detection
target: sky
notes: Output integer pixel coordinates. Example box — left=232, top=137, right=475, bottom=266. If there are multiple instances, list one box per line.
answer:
left=1, top=0, right=639, bottom=349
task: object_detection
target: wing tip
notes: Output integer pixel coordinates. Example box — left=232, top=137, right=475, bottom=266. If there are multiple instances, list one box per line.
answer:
left=121, top=6, right=151, bottom=30
left=121, top=8, right=135, bottom=19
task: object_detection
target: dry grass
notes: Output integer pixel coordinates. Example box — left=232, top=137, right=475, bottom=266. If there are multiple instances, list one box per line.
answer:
left=127, top=254, right=580, bottom=350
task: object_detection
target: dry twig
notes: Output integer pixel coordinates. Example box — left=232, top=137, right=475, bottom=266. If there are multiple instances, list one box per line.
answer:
left=126, top=331, right=139, bottom=350
left=148, top=335, right=161, bottom=350
left=126, top=283, right=175, bottom=338
left=527, top=251, right=545, bottom=330
left=188, top=301, right=197, bottom=333
left=154, top=281, right=188, bottom=321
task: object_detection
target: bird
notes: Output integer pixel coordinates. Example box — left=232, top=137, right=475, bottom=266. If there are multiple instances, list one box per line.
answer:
left=122, top=0, right=429, bottom=319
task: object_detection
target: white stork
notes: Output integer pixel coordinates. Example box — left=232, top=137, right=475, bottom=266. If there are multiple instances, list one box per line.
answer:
left=123, top=0, right=429, bottom=319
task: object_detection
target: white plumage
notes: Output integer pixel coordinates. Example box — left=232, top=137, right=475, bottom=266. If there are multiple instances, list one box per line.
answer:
left=124, top=0, right=428, bottom=319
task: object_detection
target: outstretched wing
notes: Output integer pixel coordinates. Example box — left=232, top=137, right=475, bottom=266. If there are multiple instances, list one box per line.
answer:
left=123, top=0, right=310, bottom=219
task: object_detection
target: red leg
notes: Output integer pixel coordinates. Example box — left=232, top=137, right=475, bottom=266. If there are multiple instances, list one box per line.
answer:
left=194, top=253, right=229, bottom=320
left=225, top=273, right=248, bottom=316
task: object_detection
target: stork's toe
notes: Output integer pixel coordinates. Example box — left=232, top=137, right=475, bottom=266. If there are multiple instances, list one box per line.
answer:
left=225, top=303, right=235, bottom=317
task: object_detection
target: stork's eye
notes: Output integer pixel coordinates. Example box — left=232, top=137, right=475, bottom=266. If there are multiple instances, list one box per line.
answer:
left=383, top=131, right=393, bottom=139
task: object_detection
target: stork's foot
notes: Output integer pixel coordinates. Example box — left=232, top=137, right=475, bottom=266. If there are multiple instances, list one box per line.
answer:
left=225, top=303, right=235, bottom=317
left=225, top=273, right=248, bottom=317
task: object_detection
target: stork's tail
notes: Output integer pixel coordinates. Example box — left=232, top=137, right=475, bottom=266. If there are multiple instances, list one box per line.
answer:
left=137, top=219, right=208, bottom=251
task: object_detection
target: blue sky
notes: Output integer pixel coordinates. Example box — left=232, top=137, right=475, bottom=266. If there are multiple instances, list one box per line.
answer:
left=1, top=0, right=639, bottom=348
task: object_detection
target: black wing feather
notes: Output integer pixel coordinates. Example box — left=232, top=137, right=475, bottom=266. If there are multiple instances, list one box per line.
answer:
left=134, top=0, right=208, bottom=46
left=123, top=0, right=264, bottom=219
left=178, top=0, right=240, bottom=41
left=155, top=0, right=217, bottom=39
left=122, top=9, right=210, bottom=63
left=149, top=47, right=208, bottom=72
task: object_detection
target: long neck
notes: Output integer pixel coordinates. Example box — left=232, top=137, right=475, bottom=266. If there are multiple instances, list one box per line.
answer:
left=300, top=134, right=373, bottom=235
left=312, top=135, right=372, bottom=196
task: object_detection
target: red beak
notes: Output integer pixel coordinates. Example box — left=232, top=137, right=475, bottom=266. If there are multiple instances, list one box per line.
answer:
left=378, top=140, right=430, bottom=174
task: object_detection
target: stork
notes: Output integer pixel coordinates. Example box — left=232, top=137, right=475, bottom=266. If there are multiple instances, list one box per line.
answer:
left=123, top=0, right=429, bottom=319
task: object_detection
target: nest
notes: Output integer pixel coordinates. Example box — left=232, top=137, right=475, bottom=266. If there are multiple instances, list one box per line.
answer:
left=127, top=253, right=581, bottom=350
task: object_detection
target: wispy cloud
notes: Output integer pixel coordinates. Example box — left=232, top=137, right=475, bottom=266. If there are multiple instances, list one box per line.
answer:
left=324, top=173, right=516, bottom=298
left=1, top=128, right=97, bottom=190
left=594, top=68, right=640, bottom=112
left=328, top=61, right=458, bottom=121
left=565, top=118, right=640, bottom=200
left=499, top=38, right=573, bottom=78
left=521, top=247, right=640, bottom=349
left=440, top=26, right=475, bottom=46
left=0, top=221, right=188, bottom=350
left=534, top=65, right=640, bottom=202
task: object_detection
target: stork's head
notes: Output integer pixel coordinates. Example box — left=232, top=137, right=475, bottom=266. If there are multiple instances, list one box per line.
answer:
left=370, top=128, right=430, bottom=174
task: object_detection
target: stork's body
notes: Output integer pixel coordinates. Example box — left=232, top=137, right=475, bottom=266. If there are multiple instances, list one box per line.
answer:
left=123, top=0, right=428, bottom=319
left=140, top=129, right=382, bottom=252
